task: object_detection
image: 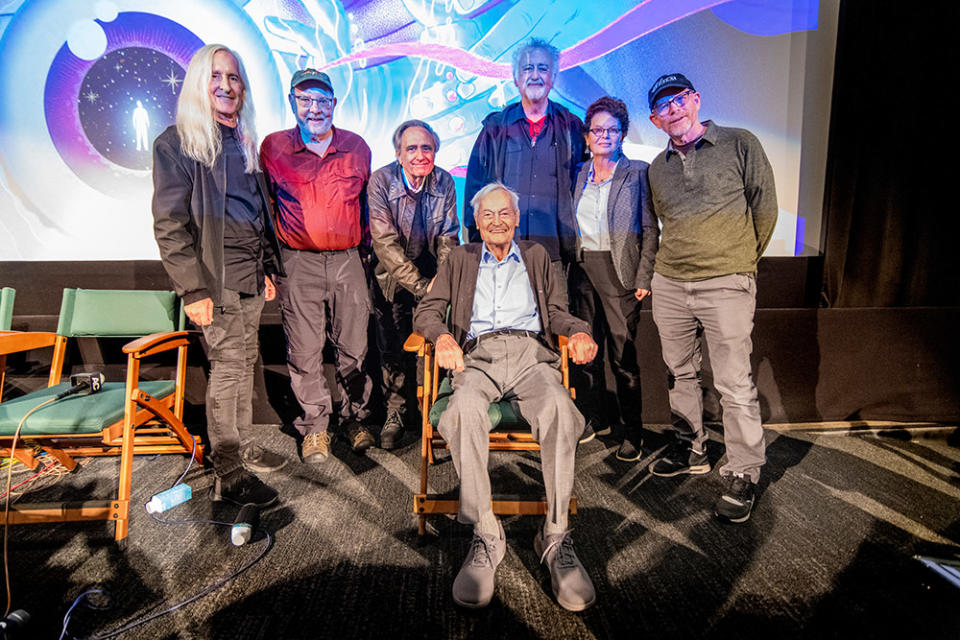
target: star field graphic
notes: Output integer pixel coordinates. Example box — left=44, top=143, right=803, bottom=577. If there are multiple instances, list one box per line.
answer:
left=78, top=48, right=182, bottom=170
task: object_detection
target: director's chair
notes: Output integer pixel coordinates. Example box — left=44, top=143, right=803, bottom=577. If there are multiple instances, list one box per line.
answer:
left=403, top=332, right=578, bottom=535
left=0, top=288, right=203, bottom=540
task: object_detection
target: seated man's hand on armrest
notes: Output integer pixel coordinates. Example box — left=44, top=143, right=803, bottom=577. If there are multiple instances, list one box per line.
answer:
left=567, top=332, right=598, bottom=365
left=435, top=333, right=465, bottom=372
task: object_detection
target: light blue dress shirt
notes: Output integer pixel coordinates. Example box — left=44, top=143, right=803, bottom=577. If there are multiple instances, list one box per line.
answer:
left=468, top=241, right=542, bottom=339
left=576, top=162, right=613, bottom=251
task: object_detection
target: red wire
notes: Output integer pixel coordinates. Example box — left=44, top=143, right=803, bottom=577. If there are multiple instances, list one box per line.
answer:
left=0, top=461, right=58, bottom=499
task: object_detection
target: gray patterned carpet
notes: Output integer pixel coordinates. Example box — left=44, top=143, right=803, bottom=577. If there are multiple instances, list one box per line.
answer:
left=6, top=423, right=960, bottom=639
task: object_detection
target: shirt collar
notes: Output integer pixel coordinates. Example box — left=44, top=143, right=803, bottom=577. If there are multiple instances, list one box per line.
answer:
left=508, top=100, right=557, bottom=124
left=586, top=159, right=616, bottom=186
left=481, top=240, right=522, bottom=264
left=399, top=165, right=426, bottom=194
left=388, top=162, right=438, bottom=199
left=291, top=125, right=340, bottom=154
left=666, top=119, right=716, bottom=156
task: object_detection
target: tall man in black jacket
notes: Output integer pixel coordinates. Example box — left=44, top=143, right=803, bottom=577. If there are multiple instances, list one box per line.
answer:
left=464, top=38, right=585, bottom=281
left=152, top=44, right=284, bottom=507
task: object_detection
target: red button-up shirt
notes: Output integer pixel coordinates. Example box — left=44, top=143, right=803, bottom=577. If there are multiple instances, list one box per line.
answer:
left=260, top=126, right=371, bottom=251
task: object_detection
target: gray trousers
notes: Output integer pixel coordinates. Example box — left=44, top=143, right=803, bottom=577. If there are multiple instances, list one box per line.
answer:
left=651, top=272, right=766, bottom=482
left=437, top=334, right=584, bottom=529
left=275, top=246, right=373, bottom=435
left=200, top=289, right=264, bottom=478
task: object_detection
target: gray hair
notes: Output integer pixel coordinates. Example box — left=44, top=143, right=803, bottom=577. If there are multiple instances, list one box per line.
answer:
left=392, top=119, right=440, bottom=153
left=511, top=38, right=560, bottom=80
left=470, top=181, right=519, bottom=214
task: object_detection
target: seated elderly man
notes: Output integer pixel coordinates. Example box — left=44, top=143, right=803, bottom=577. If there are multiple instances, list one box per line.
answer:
left=413, top=182, right=599, bottom=611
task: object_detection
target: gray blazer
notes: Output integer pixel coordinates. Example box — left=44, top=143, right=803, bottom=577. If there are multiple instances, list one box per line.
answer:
left=572, top=156, right=658, bottom=290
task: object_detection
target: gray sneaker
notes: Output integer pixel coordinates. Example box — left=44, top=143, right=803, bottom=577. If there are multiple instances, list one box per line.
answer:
left=534, top=530, right=596, bottom=612
left=452, top=520, right=506, bottom=609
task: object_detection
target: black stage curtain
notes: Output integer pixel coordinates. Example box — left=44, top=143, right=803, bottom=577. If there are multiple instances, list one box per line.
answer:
left=821, top=1, right=957, bottom=307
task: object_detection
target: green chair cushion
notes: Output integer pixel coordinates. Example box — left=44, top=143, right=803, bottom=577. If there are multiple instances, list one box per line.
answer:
left=0, top=381, right=176, bottom=436
left=0, top=287, right=14, bottom=331
left=56, top=289, right=184, bottom=337
left=428, top=376, right=526, bottom=429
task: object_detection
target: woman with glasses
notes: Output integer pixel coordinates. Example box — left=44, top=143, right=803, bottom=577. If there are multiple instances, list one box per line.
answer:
left=569, top=97, right=658, bottom=461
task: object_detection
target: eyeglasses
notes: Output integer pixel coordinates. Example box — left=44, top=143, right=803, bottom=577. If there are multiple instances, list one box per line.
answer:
left=293, top=95, right=334, bottom=108
left=652, top=90, right=694, bottom=116
left=588, top=127, right=622, bottom=138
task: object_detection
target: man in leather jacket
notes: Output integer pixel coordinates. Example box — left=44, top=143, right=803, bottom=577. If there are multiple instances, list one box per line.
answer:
left=367, top=119, right=460, bottom=448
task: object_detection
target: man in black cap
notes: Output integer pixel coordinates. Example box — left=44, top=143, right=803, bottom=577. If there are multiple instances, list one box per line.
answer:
left=260, top=69, right=376, bottom=463
left=642, top=73, right=778, bottom=523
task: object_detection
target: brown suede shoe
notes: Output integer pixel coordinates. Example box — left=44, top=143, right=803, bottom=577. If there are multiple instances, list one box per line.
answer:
left=344, top=422, right=375, bottom=453
left=301, top=431, right=333, bottom=464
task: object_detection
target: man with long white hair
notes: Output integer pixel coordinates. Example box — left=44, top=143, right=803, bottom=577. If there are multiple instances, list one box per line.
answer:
left=152, top=44, right=286, bottom=507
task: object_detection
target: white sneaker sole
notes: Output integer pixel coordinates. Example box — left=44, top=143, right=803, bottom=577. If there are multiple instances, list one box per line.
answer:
left=648, top=462, right=711, bottom=477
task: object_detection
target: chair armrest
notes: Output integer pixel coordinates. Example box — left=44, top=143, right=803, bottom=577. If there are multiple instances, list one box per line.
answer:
left=557, top=335, right=571, bottom=392
left=404, top=332, right=433, bottom=356
left=0, top=331, right=57, bottom=356
left=122, top=331, right=190, bottom=358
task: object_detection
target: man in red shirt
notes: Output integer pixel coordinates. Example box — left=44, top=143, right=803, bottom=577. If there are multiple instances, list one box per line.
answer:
left=261, top=69, right=375, bottom=463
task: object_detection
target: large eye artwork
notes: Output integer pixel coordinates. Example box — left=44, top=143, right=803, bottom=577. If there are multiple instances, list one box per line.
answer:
left=44, top=12, right=203, bottom=195
left=0, top=0, right=280, bottom=260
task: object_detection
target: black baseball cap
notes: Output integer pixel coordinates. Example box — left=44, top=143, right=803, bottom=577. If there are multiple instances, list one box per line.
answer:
left=647, top=73, right=695, bottom=110
left=290, top=68, right=334, bottom=95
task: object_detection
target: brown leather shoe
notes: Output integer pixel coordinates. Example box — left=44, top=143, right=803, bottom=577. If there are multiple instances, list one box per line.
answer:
left=301, top=431, right=333, bottom=464
left=344, top=422, right=375, bottom=453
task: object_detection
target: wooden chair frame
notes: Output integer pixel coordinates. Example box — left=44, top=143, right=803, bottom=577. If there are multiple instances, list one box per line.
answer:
left=0, top=327, right=203, bottom=541
left=403, top=333, right=577, bottom=535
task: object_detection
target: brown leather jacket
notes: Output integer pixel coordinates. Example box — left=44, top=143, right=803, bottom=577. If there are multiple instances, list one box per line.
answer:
left=367, top=162, right=460, bottom=301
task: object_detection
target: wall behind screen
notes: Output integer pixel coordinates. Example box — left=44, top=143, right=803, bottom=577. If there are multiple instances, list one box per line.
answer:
left=0, top=0, right=837, bottom=261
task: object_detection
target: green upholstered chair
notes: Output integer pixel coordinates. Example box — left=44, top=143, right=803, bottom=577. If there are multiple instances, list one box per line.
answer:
left=403, top=332, right=577, bottom=536
left=0, top=287, right=15, bottom=404
left=0, top=289, right=202, bottom=541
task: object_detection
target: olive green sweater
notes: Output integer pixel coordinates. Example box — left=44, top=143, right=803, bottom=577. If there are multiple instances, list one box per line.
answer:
left=646, top=121, right=778, bottom=281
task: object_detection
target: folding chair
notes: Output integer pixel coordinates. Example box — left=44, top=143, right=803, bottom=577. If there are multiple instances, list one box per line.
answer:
left=0, top=288, right=203, bottom=541
left=0, top=288, right=13, bottom=331
left=403, top=332, right=578, bottom=535
left=0, top=287, right=15, bottom=404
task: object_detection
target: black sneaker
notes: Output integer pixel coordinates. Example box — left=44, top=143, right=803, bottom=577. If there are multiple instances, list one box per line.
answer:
left=240, top=443, right=287, bottom=473
left=380, top=411, right=405, bottom=450
left=579, top=420, right=612, bottom=445
left=648, top=439, right=710, bottom=477
left=715, top=474, right=757, bottom=523
left=344, top=421, right=375, bottom=453
left=210, top=469, right=279, bottom=507
left=615, top=438, right=643, bottom=462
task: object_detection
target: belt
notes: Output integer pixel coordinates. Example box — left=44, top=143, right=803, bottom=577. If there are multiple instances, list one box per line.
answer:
left=463, top=329, right=542, bottom=354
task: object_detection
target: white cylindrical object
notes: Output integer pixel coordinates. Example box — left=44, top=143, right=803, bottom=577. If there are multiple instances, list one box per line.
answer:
left=231, top=524, right=253, bottom=546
